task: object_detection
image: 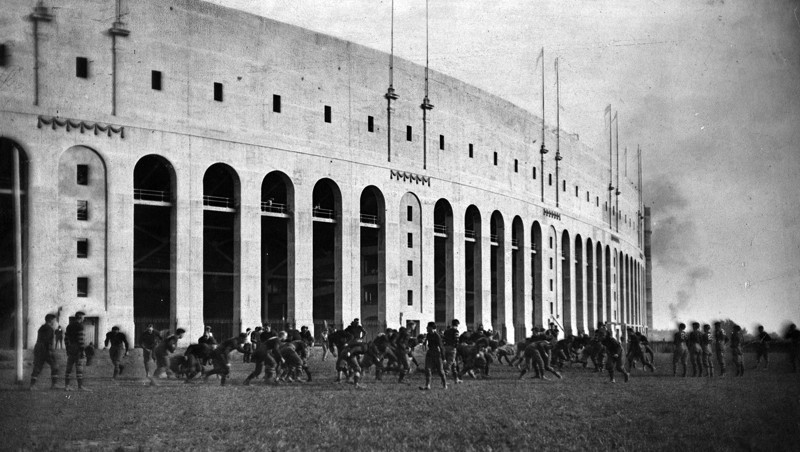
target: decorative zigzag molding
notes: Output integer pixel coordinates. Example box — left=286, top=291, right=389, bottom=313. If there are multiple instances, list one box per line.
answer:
left=390, top=169, right=430, bottom=186
left=37, top=115, right=125, bottom=139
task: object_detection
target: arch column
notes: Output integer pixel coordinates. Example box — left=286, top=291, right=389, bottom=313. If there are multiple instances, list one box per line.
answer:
left=292, top=182, right=314, bottom=330
left=238, top=172, right=261, bottom=329
left=451, top=204, right=466, bottom=325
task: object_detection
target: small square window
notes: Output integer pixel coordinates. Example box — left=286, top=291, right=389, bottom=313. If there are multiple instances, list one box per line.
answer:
left=549, top=236, right=553, bottom=249
left=77, top=277, right=88, bottom=297
left=469, top=143, right=473, bottom=158
left=214, top=82, right=223, bottom=102
left=407, top=233, right=413, bottom=248
left=586, top=191, right=590, bottom=202
left=77, top=239, right=88, bottom=258
left=549, top=257, right=553, bottom=270
left=77, top=200, right=88, bottom=221
left=151, top=70, right=162, bottom=91
left=575, top=186, right=579, bottom=197
left=76, top=57, right=88, bottom=78
left=406, top=125, right=412, bottom=142
left=407, top=205, right=413, bottom=222
left=548, top=174, right=552, bottom=186
left=77, top=164, right=89, bottom=185
left=407, top=260, right=413, bottom=276
left=368, top=116, right=374, bottom=132
left=324, top=105, right=332, bottom=123
left=563, top=180, right=566, bottom=192
left=273, top=94, right=281, bottom=113
left=533, top=167, right=537, bottom=179
left=407, top=290, right=413, bottom=306
left=493, top=152, right=498, bottom=166
left=439, top=135, right=445, bottom=150
left=549, top=279, right=553, bottom=291
left=596, top=196, right=599, bottom=206
left=514, top=159, right=518, bottom=173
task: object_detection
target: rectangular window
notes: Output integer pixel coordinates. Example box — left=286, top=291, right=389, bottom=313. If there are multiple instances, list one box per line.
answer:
left=407, top=205, right=413, bottom=221
left=575, top=186, right=579, bottom=197
left=549, top=257, right=553, bottom=269
left=151, top=70, right=162, bottom=90
left=550, top=302, right=554, bottom=313
left=273, top=94, right=281, bottom=113
left=533, top=167, right=536, bottom=179
left=439, top=135, right=445, bottom=150
left=469, top=143, right=473, bottom=158
left=368, top=116, right=374, bottom=132
left=493, top=152, right=498, bottom=166
left=407, top=260, right=413, bottom=276
left=563, top=180, right=566, bottom=192
left=406, top=125, right=412, bottom=141
left=586, top=191, right=590, bottom=202
left=77, top=200, right=88, bottom=221
left=548, top=174, right=552, bottom=186
left=77, top=239, right=88, bottom=258
left=514, top=159, right=518, bottom=173
left=76, top=57, right=88, bottom=78
left=596, top=196, right=599, bottom=206
left=0, top=44, right=7, bottom=67
left=549, top=236, right=553, bottom=249
left=407, top=233, right=413, bottom=248
left=407, top=290, right=413, bottom=306
left=549, top=279, right=553, bottom=291
left=77, top=277, right=88, bottom=297
left=324, top=105, right=332, bottom=123
left=77, top=164, right=89, bottom=185
left=214, top=82, right=223, bottom=101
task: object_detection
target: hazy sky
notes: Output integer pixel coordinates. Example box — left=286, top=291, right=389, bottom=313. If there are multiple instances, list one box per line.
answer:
left=209, top=0, right=800, bottom=332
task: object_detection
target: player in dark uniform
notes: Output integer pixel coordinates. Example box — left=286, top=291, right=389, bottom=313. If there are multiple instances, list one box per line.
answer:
left=244, top=331, right=284, bottom=385
left=443, top=319, right=462, bottom=384
left=203, top=333, right=247, bottom=386
left=103, top=326, right=130, bottom=379
left=300, top=326, right=314, bottom=346
left=64, top=311, right=90, bottom=391
left=601, top=330, right=629, bottom=383
left=420, top=322, right=447, bottom=390
left=730, top=324, right=745, bottom=377
left=687, top=322, right=703, bottom=377
left=394, top=327, right=412, bottom=384
left=713, top=322, right=728, bottom=377
left=673, top=323, right=689, bottom=377
left=150, top=328, right=185, bottom=386
left=139, top=324, right=162, bottom=378
left=182, top=342, right=213, bottom=382
left=626, top=328, right=654, bottom=372
left=699, top=324, right=714, bottom=377
left=345, top=318, right=366, bottom=343
left=30, top=313, right=60, bottom=390
left=753, top=325, right=771, bottom=370
left=785, top=323, right=800, bottom=373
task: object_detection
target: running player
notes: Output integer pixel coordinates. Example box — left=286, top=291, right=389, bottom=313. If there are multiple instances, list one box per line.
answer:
left=420, top=322, right=447, bottom=390
left=103, top=326, right=130, bottom=379
left=139, top=324, right=161, bottom=378
left=203, top=333, right=246, bottom=386
left=30, top=313, right=59, bottom=390
left=443, top=319, right=462, bottom=384
left=601, top=330, right=629, bottom=383
left=64, top=311, right=90, bottom=391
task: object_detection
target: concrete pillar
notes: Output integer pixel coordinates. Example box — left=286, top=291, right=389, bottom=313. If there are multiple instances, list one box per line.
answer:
left=292, top=182, right=313, bottom=330
left=451, top=203, right=466, bottom=325
left=237, top=171, right=261, bottom=329
left=479, top=212, right=492, bottom=329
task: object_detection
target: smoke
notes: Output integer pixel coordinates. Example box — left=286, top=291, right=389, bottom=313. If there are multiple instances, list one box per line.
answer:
left=647, top=173, right=714, bottom=321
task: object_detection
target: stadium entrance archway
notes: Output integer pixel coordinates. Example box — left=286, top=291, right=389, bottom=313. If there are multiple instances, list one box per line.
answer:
left=0, top=139, right=27, bottom=349
left=511, top=216, right=525, bottom=342
left=464, top=205, right=482, bottom=329
left=261, top=171, right=294, bottom=327
left=490, top=211, right=505, bottom=336
left=133, top=155, right=176, bottom=338
left=203, top=163, right=240, bottom=340
left=433, top=199, right=453, bottom=326
left=359, top=186, right=386, bottom=338
left=575, top=235, right=584, bottom=333
left=312, top=178, right=342, bottom=331
left=531, top=221, right=543, bottom=330
left=561, top=230, right=572, bottom=335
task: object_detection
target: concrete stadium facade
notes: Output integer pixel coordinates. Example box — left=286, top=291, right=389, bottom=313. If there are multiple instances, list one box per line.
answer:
left=0, top=0, right=651, bottom=347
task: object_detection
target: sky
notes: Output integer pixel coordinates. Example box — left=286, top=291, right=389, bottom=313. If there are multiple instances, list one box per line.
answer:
left=209, top=0, right=800, bottom=332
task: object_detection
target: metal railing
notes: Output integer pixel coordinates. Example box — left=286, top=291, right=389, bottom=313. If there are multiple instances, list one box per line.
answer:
left=313, top=206, right=335, bottom=219
left=360, top=213, right=379, bottom=225
left=490, top=233, right=499, bottom=243
left=464, top=229, right=476, bottom=239
left=511, top=238, right=519, bottom=247
left=260, top=201, right=287, bottom=214
left=134, top=188, right=171, bottom=203
left=203, top=195, right=235, bottom=209
left=434, top=224, right=447, bottom=235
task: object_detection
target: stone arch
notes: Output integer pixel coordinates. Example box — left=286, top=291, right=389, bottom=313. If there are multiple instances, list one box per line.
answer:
left=464, top=205, right=482, bottom=328
left=261, top=171, right=295, bottom=326
left=531, top=221, right=543, bottom=329
left=490, top=210, right=505, bottom=335
left=561, top=230, right=572, bottom=335
left=433, top=198, right=454, bottom=325
left=511, top=216, right=525, bottom=342
left=359, top=185, right=387, bottom=337
left=311, top=178, right=343, bottom=327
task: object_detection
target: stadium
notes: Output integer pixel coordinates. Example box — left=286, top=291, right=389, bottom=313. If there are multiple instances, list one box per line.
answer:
left=0, top=0, right=651, bottom=348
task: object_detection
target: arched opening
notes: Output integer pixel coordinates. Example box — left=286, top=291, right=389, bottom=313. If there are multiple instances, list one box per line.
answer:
left=0, top=139, right=27, bottom=348
left=490, top=211, right=505, bottom=335
left=312, top=178, right=342, bottom=333
left=531, top=221, right=543, bottom=329
left=433, top=199, right=454, bottom=325
left=596, top=242, right=604, bottom=325
left=574, top=235, right=584, bottom=334
left=464, top=205, right=482, bottom=328
left=548, top=226, right=558, bottom=322
left=261, top=171, right=294, bottom=328
left=605, top=246, right=612, bottom=322
left=360, top=186, right=386, bottom=338
left=511, top=216, right=525, bottom=342
left=400, top=192, right=423, bottom=326
left=586, top=238, right=594, bottom=333
left=561, top=230, right=572, bottom=335
left=203, top=163, right=240, bottom=340
left=133, top=155, right=175, bottom=338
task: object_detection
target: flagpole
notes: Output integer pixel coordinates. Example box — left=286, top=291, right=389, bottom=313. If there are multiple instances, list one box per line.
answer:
left=385, top=0, right=398, bottom=162
left=13, top=146, right=24, bottom=384
left=539, top=47, right=547, bottom=203
left=421, top=0, right=433, bottom=170
left=615, top=112, right=620, bottom=233
left=555, top=57, right=562, bottom=208
left=607, top=105, right=613, bottom=229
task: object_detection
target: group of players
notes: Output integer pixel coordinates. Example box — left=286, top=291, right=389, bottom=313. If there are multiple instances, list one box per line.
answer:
left=27, top=310, right=800, bottom=391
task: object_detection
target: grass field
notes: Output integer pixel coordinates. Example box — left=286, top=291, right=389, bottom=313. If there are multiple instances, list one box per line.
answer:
left=1, top=349, right=798, bottom=451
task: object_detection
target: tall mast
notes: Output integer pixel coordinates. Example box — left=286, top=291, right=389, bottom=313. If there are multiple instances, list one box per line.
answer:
left=420, top=0, right=433, bottom=170
left=615, top=111, right=620, bottom=233
left=555, top=57, right=562, bottom=208
left=385, top=0, right=399, bottom=162
left=539, top=48, right=547, bottom=203
left=607, top=105, right=613, bottom=229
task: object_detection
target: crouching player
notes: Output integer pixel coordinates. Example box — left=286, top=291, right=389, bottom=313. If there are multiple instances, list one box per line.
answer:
left=150, top=328, right=185, bottom=386
left=244, top=331, right=284, bottom=385
left=204, top=333, right=246, bottom=386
